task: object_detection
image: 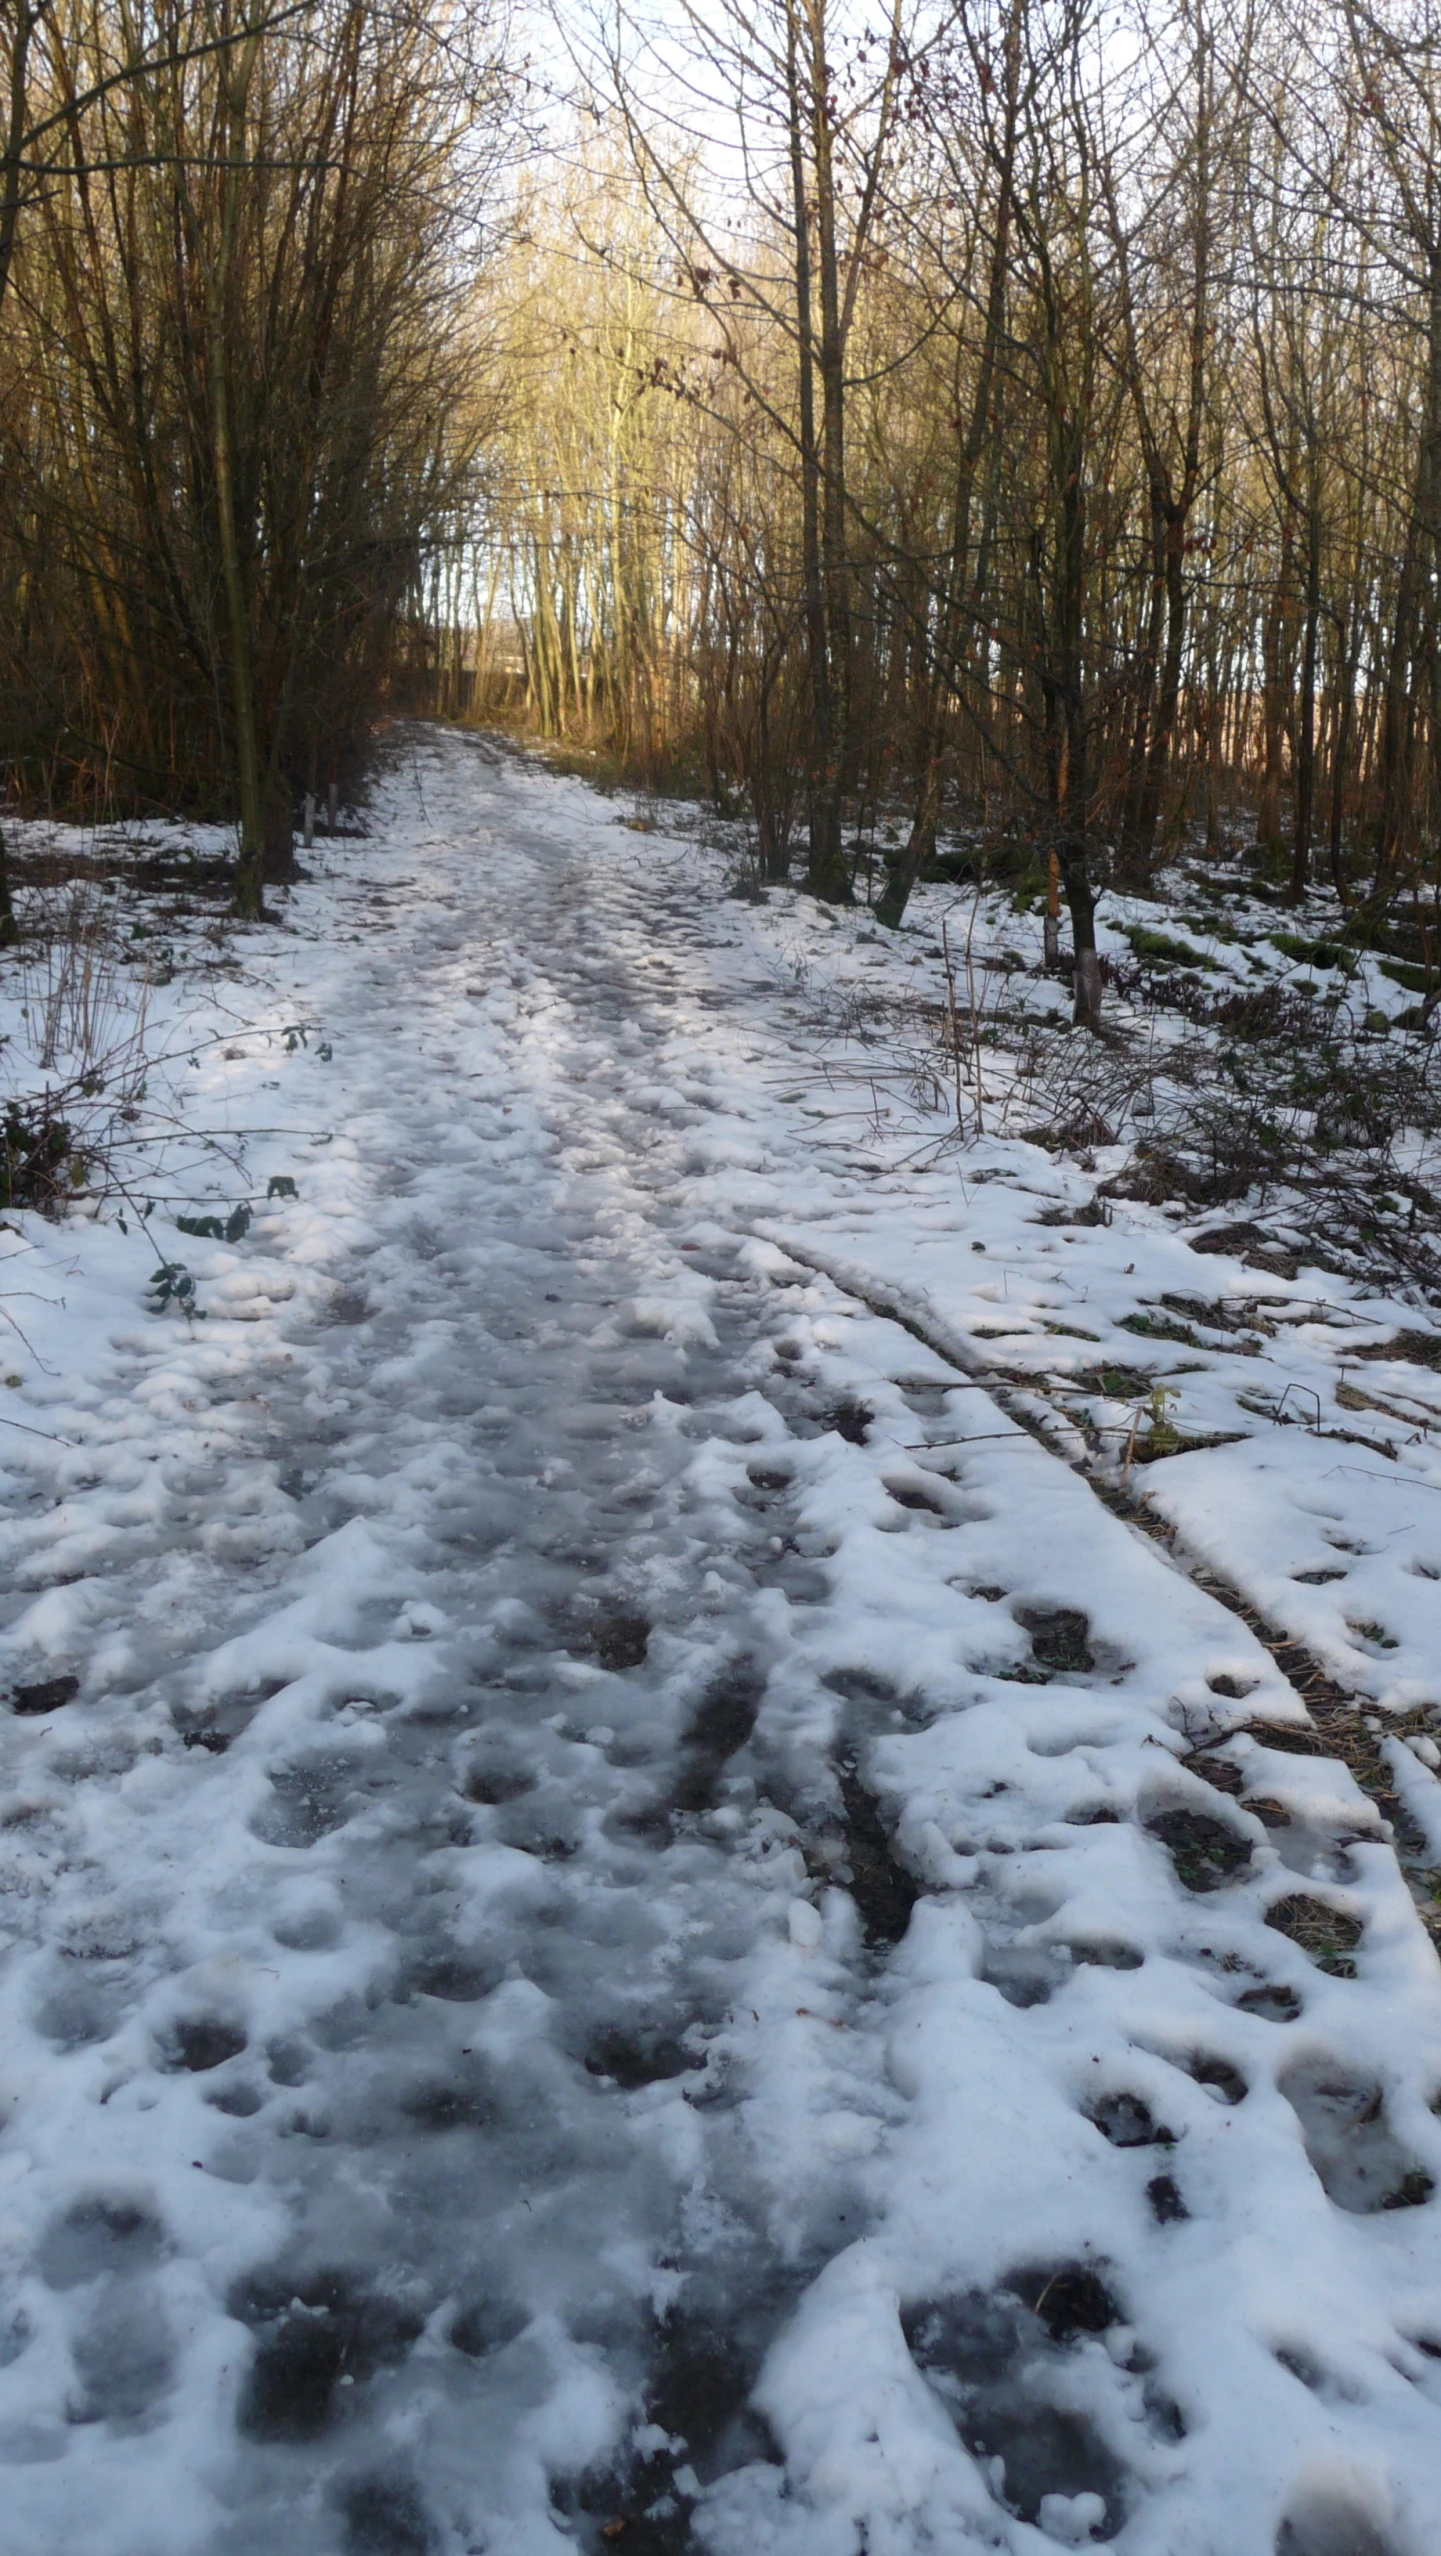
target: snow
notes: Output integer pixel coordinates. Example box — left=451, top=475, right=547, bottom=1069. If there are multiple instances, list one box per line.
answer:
left=0, top=727, right=1438, bottom=2555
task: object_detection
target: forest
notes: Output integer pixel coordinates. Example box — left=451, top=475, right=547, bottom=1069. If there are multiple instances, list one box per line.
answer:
left=6, top=10, right=1441, bottom=2548
left=6, top=0, right=1441, bottom=1015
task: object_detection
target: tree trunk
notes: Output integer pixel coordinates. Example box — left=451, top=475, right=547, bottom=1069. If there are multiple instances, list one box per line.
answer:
left=800, top=0, right=851, bottom=902
left=0, top=823, right=16, bottom=947
left=0, top=1, right=35, bottom=325
left=878, top=2, right=1019, bottom=930
left=1289, top=496, right=1322, bottom=903
left=263, top=778, right=297, bottom=884
left=1056, top=420, right=1100, bottom=1030
left=1372, top=254, right=1441, bottom=913
left=1327, top=617, right=1356, bottom=905
left=1130, top=508, right=1187, bottom=872
left=211, top=22, right=267, bottom=920
left=1257, top=532, right=1290, bottom=859
left=785, top=1, right=845, bottom=902
left=1063, top=845, right=1102, bottom=1029
left=1117, top=485, right=1165, bottom=874
left=1043, top=848, right=1060, bottom=968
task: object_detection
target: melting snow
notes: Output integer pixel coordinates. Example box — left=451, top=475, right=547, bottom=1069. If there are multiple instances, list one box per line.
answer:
left=0, top=730, right=1437, bottom=2554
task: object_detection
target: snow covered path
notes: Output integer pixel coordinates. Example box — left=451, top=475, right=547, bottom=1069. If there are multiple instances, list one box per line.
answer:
left=2, top=731, right=1440, bottom=2556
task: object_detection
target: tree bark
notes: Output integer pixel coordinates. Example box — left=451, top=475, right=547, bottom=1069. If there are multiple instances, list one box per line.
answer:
left=784, top=0, right=843, bottom=900
left=789, top=0, right=851, bottom=902
left=878, top=2, right=1020, bottom=932
left=208, top=16, right=267, bottom=919
left=1289, top=491, right=1322, bottom=902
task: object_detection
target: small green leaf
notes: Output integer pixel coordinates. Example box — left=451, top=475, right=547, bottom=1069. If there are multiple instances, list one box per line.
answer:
left=148, top=1262, right=197, bottom=1311
left=175, top=1213, right=225, bottom=1240
left=267, top=1175, right=298, bottom=1199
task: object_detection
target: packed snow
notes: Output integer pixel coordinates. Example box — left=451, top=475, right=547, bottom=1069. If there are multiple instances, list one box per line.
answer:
left=0, top=727, right=1439, bottom=2556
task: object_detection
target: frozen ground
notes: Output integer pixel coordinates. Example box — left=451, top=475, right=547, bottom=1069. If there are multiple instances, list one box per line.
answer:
left=0, top=727, right=1440, bottom=2556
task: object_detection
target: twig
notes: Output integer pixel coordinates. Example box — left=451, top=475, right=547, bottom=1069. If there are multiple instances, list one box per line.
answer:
left=0, top=1411, right=79, bottom=1445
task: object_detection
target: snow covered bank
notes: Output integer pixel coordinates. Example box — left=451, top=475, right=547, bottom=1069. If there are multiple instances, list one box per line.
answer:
left=0, top=730, right=1437, bottom=2555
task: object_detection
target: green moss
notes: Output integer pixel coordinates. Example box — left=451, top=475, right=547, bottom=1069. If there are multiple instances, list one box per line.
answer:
left=1121, top=1311, right=1204, bottom=1347
left=1125, top=925, right=1216, bottom=969
left=1269, top=932, right=1358, bottom=973
left=1378, top=956, right=1435, bottom=995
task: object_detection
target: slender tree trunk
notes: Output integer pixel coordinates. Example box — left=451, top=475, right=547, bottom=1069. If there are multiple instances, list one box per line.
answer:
left=1327, top=608, right=1357, bottom=905
left=1043, top=846, right=1061, bottom=967
left=1373, top=255, right=1441, bottom=914
left=1257, top=529, right=1291, bottom=859
left=1118, top=487, right=1165, bottom=872
left=1053, top=417, right=1101, bottom=1029
left=1132, top=510, right=1187, bottom=868
left=1289, top=492, right=1322, bottom=902
left=785, top=0, right=843, bottom=900
left=0, top=820, right=16, bottom=948
left=878, top=2, right=1019, bottom=930
left=211, top=20, right=266, bottom=919
left=800, top=0, right=851, bottom=901
left=0, top=0, right=34, bottom=947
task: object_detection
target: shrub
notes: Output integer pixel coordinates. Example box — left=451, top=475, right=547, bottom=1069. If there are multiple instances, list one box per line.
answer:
left=0, top=1101, right=86, bottom=1211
